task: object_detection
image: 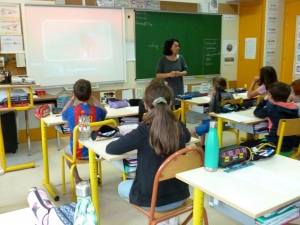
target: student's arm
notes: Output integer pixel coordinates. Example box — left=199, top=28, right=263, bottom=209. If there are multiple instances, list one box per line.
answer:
left=254, top=97, right=268, bottom=118
left=62, top=95, right=75, bottom=113
left=90, top=95, right=107, bottom=113
left=247, top=76, right=260, bottom=98
left=106, top=128, right=139, bottom=154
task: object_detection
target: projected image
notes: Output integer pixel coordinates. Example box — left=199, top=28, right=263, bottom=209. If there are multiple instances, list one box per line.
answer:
left=42, top=20, right=112, bottom=61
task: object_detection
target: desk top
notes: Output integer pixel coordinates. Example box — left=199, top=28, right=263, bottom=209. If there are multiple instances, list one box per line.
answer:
left=0, top=84, right=40, bottom=88
left=176, top=155, right=300, bottom=218
left=33, top=94, right=57, bottom=102
left=0, top=207, right=37, bottom=225
left=41, top=106, right=139, bottom=126
left=176, top=92, right=250, bottom=105
left=80, top=136, right=200, bottom=162
left=210, top=107, right=265, bottom=125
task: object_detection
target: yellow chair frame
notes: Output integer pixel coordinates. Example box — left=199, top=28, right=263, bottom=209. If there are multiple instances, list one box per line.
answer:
left=276, top=118, right=300, bottom=159
left=62, top=119, right=118, bottom=202
left=132, top=146, right=208, bottom=225
left=221, top=98, right=244, bottom=145
left=223, top=77, right=230, bottom=90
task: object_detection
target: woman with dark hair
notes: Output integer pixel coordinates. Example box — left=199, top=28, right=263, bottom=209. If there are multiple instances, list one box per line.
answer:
left=156, top=38, right=188, bottom=109
left=247, top=66, right=278, bottom=99
left=106, top=78, right=191, bottom=225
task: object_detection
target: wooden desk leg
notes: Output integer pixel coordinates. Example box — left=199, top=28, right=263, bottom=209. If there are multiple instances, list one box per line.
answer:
left=217, top=117, right=223, bottom=148
left=180, top=101, right=185, bottom=123
left=41, top=120, right=59, bottom=201
left=89, top=149, right=100, bottom=225
left=193, top=188, right=204, bottom=225
left=0, top=115, right=35, bottom=173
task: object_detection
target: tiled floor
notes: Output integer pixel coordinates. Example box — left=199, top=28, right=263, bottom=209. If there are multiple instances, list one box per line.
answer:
left=0, top=125, right=299, bottom=225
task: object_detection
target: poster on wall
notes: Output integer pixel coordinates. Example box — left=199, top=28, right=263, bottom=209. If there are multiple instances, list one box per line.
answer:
left=222, top=40, right=237, bottom=55
left=245, top=38, right=256, bottom=59
left=294, top=16, right=300, bottom=75
left=0, top=3, right=21, bottom=35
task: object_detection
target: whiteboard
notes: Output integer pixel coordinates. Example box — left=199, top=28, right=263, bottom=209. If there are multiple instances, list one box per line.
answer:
left=23, top=5, right=126, bottom=87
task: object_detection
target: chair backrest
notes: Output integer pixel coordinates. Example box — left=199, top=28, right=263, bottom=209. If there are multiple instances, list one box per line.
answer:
left=72, top=119, right=118, bottom=161
left=276, top=118, right=300, bottom=154
left=224, top=77, right=230, bottom=90
left=256, top=95, right=264, bottom=105
left=173, top=108, right=181, bottom=120
left=143, top=109, right=181, bottom=120
left=149, top=146, right=204, bottom=216
left=221, top=98, right=243, bottom=106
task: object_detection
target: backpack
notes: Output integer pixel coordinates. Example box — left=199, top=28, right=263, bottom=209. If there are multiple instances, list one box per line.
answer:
left=28, top=187, right=75, bottom=225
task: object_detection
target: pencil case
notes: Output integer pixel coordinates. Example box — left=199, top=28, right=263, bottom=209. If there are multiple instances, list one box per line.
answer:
left=35, top=104, right=50, bottom=119
left=219, top=145, right=250, bottom=168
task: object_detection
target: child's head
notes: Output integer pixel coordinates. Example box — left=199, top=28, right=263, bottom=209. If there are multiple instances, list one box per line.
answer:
left=143, top=78, right=181, bottom=157
left=268, top=82, right=291, bottom=102
left=212, top=76, right=227, bottom=91
left=73, top=79, right=92, bottom=102
left=259, top=66, right=278, bottom=90
left=291, top=79, right=300, bottom=96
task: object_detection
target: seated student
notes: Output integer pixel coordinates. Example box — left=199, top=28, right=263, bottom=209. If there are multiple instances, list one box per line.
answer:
left=247, top=66, right=278, bottom=99
left=290, top=79, right=300, bottom=117
left=106, top=78, right=191, bottom=225
left=138, top=78, right=168, bottom=122
left=62, top=79, right=107, bottom=183
left=241, top=82, right=299, bottom=155
left=189, top=76, right=233, bottom=149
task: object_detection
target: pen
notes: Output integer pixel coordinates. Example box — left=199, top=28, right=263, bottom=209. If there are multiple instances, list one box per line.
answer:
left=56, top=114, right=61, bottom=117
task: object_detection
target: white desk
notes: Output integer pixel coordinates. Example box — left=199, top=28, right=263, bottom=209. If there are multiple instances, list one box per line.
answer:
left=210, top=107, right=266, bottom=147
left=40, top=106, right=139, bottom=202
left=176, top=155, right=300, bottom=225
left=177, top=92, right=251, bottom=123
left=0, top=207, right=37, bottom=225
left=82, top=136, right=200, bottom=225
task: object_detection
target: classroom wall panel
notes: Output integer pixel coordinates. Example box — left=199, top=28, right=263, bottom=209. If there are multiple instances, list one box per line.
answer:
left=237, top=0, right=265, bottom=88
left=281, top=0, right=300, bottom=83
left=160, top=1, right=197, bottom=12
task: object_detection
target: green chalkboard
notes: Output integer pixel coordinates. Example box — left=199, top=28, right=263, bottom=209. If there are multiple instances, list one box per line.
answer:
left=135, top=11, right=222, bottom=80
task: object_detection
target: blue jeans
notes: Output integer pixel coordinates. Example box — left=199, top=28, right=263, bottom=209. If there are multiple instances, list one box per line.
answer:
left=118, top=180, right=184, bottom=212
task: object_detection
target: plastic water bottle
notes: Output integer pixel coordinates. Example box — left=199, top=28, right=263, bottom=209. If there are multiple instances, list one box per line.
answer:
left=78, top=110, right=90, bottom=141
left=74, top=180, right=98, bottom=225
left=204, top=121, right=219, bottom=172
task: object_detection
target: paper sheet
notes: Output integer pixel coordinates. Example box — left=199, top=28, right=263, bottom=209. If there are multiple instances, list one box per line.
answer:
left=220, top=113, right=258, bottom=123
left=230, top=166, right=300, bottom=195
left=122, top=89, right=133, bottom=100
left=127, top=106, right=138, bottom=113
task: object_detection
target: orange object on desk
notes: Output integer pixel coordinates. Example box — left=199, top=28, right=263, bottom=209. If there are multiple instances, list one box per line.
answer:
left=35, top=89, right=46, bottom=95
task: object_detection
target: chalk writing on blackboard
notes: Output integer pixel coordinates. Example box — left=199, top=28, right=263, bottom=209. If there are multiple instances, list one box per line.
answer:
left=148, top=42, right=158, bottom=50
left=136, top=21, right=152, bottom=27
left=204, top=39, right=220, bottom=66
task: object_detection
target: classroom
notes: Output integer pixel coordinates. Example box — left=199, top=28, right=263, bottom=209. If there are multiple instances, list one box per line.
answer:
left=1, top=0, right=300, bottom=224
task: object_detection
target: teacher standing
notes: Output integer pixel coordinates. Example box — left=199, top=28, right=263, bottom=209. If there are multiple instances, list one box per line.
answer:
left=156, top=38, right=188, bottom=109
